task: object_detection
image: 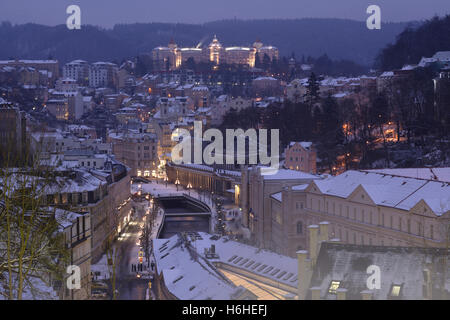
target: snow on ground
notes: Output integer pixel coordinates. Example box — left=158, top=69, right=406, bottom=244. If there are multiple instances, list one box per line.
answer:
left=90, top=254, right=111, bottom=281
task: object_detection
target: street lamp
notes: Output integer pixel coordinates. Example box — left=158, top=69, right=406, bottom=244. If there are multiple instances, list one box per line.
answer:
left=187, top=182, right=192, bottom=196
left=164, top=175, right=169, bottom=187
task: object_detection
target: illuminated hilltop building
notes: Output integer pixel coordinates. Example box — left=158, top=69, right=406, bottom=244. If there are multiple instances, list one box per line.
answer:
left=208, top=35, right=223, bottom=65
left=152, top=36, right=278, bottom=70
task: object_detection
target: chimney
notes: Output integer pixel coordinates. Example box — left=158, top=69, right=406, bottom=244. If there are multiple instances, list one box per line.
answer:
left=310, top=287, right=321, bottom=300
left=319, top=221, right=329, bottom=243
left=296, top=250, right=310, bottom=300
left=361, top=290, right=373, bottom=300
left=336, top=288, right=347, bottom=300
left=308, top=225, right=319, bottom=265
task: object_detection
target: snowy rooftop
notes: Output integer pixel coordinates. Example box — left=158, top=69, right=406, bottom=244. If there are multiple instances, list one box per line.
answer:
left=260, top=167, right=319, bottom=181
left=310, top=242, right=449, bottom=300
left=289, top=141, right=313, bottom=150
left=153, top=232, right=299, bottom=299
left=365, top=168, right=450, bottom=183
left=432, top=51, right=450, bottom=61
left=153, top=234, right=242, bottom=300
left=312, top=170, right=450, bottom=216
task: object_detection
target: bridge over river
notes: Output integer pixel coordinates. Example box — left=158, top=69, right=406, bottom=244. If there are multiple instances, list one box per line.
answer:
left=154, top=194, right=211, bottom=239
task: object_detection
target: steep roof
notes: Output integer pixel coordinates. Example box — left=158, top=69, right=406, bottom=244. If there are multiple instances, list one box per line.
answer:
left=312, top=170, right=450, bottom=216
left=309, top=242, right=449, bottom=300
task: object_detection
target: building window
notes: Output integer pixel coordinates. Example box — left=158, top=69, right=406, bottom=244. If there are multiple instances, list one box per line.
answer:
left=389, top=284, right=403, bottom=299
left=430, top=225, right=434, bottom=239
left=328, top=281, right=341, bottom=294
left=296, top=222, right=303, bottom=234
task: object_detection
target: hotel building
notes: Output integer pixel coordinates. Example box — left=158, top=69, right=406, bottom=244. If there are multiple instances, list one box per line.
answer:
left=152, top=37, right=278, bottom=70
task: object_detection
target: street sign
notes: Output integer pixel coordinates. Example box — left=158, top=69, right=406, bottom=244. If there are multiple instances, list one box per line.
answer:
left=139, top=257, right=143, bottom=264
left=138, top=251, right=144, bottom=257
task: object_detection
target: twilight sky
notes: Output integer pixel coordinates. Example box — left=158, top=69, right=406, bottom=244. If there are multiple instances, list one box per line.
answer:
left=1, top=0, right=449, bottom=27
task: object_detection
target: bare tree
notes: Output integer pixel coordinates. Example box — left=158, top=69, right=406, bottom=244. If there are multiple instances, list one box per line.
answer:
left=0, top=141, right=69, bottom=300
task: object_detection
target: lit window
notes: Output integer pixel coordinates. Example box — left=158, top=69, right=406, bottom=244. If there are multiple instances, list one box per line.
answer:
left=328, top=281, right=341, bottom=294
left=137, top=170, right=142, bottom=177
left=390, top=284, right=402, bottom=298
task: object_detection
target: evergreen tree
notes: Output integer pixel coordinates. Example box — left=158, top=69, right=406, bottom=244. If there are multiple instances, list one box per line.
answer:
left=304, top=72, right=320, bottom=107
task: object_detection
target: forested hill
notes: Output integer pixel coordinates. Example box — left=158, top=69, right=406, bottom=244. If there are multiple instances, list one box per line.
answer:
left=375, top=15, right=450, bottom=70
left=0, top=18, right=408, bottom=66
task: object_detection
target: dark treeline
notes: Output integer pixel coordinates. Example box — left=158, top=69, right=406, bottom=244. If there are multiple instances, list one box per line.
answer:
left=0, top=18, right=408, bottom=66
left=220, top=67, right=450, bottom=173
left=375, top=15, right=450, bottom=70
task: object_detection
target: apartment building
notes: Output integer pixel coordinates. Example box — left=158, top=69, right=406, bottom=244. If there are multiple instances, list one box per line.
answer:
left=109, top=130, right=158, bottom=177
left=268, top=169, right=450, bottom=258
left=284, top=141, right=317, bottom=174
left=0, top=99, right=26, bottom=163
left=63, top=60, right=90, bottom=85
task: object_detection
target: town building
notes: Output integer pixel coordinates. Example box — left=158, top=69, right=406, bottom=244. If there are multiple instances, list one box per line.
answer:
left=89, top=62, right=118, bottom=89
left=240, top=166, right=322, bottom=249
left=63, top=60, right=90, bottom=85
left=267, top=169, right=450, bottom=258
left=152, top=232, right=298, bottom=300
left=152, top=37, right=278, bottom=70
left=0, top=98, right=26, bottom=163
left=296, top=222, right=449, bottom=300
left=0, top=59, right=59, bottom=82
left=284, top=141, right=317, bottom=173
left=45, top=90, right=84, bottom=121
left=53, top=208, right=92, bottom=300
left=108, top=129, right=158, bottom=177
left=252, top=76, right=282, bottom=97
